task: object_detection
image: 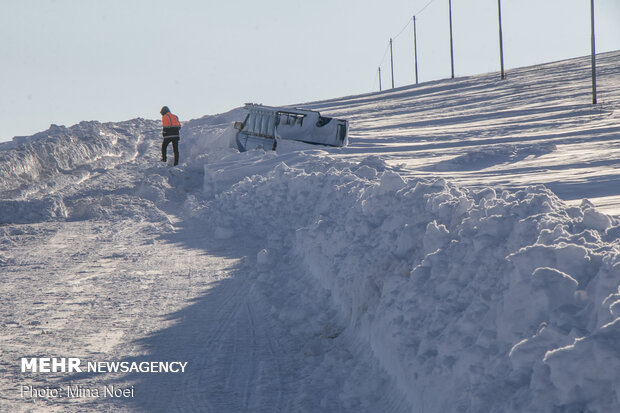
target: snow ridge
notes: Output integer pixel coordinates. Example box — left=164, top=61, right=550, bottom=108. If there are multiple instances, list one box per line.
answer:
left=0, top=119, right=156, bottom=194
left=197, top=151, right=620, bottom=412
left=0, top=119, right=158, bottom=224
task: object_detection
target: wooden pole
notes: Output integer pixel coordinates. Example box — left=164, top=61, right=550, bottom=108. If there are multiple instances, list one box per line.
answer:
left=390, top=38, right=395, bottom=89
left=498, top=0, right=505, bottom=79
left=414, top=16, right=419, bottom=84
left=448, top=0, right=455, bottom=79
left=591, top=0, right=597, bottom=104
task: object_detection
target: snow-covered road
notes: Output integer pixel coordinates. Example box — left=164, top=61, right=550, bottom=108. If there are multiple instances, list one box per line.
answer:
left=0, top=122, right=408, bottom=412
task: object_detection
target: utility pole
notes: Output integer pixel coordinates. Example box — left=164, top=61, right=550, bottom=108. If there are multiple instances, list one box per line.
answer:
left=498, top=0, right=505, bottom=79
left=591, top=0, right=597, bottom=104
left=448, top=0, right=455, bottom=79
left=378, top=67, right=382, bottom=91
left=413, top=16, right=419, bottom=84
left=390, top=38, right=395, bottom=89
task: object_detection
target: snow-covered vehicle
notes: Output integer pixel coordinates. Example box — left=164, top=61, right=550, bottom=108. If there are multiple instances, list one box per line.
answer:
left=233, top=103, right=348, bottom=152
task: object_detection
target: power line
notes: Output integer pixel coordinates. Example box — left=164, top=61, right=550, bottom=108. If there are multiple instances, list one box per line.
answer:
left=391, top=0, right=437, bottom=41
left=374, top=41, right=391, bottom=91
left=415, top=0, right=437, bottom=17
left=376, top=0, right=439, bottom=90
left=372, top=0, right=599, bottom=105
left=378, top=41, right=390, bottom=67
left=393, top=17, right=412, bottom=41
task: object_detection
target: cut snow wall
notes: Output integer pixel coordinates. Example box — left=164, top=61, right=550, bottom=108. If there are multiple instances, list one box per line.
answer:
left=0, top=120, right=154, bottom=194
left=198, top=152, right=620, bottom=413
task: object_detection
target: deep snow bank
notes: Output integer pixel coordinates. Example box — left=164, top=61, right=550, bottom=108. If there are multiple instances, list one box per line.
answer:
left=196, top=148, right=620, bottom=413
left=0, top=119, right=156, bottom=193
left=0, top=119, right=158, bottom=224
left=180, top=108, right=245, bottom=156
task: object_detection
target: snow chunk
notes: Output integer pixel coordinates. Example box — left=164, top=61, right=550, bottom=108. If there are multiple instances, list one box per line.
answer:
left=257, top=249, right=271, bottom=266
left=544, top=318, right=620, bottom=410
left=422, top=220, right=450, bottom=255
left=0, top=196, right=68, bottom=224
left=581, top=204, right=612, bottom=232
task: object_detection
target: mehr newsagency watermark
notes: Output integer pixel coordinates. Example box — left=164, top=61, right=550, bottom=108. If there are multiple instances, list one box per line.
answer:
left=19, top=357, right=188, bottom=399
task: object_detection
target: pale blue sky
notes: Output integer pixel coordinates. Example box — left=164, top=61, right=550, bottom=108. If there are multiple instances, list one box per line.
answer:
left=1, top=0, right=619, bottom=142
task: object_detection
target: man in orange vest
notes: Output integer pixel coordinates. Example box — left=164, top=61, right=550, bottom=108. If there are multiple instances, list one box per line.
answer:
left=160, top=106, right=181, bottom=166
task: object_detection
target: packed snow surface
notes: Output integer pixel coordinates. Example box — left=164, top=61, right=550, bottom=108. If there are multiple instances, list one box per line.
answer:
left=2, top=52, right=620, bottom=412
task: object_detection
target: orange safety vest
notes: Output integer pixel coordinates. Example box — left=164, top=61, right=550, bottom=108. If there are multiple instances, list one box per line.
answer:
left=162, top=112, right=181, bottom=127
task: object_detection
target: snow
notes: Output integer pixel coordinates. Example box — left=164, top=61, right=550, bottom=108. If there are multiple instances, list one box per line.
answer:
left=2, top=51, right=620, bottom=412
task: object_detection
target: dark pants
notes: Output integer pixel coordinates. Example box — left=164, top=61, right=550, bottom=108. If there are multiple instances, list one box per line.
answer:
left=162, top=137, right=179, bottom=166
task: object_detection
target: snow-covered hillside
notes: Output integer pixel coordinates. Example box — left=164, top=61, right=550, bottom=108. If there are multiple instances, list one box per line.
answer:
left=2, top=51, right=620, bottom=413
left=304, top=50, right=620, bottom=215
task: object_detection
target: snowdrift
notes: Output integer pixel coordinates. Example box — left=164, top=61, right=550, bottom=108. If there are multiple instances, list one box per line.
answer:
left=0, top=120, right=155, bottom=193
left=196, top=148, right=620, bottom=412
left=0, top=119, right=158, bottom=224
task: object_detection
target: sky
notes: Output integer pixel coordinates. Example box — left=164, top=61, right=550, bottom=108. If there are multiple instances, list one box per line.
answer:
left=1, top=0, right=619, bottom=142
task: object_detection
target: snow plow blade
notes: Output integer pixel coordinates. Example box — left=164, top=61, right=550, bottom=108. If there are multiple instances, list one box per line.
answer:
left=234, top=103, right=348, bottom=152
